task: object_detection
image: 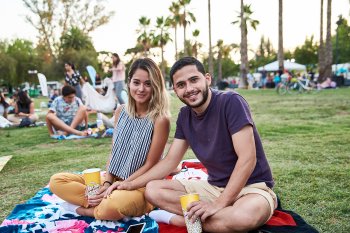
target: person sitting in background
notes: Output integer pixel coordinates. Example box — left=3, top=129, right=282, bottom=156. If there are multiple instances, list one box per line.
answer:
left=7, top=90, right=38, bottom=126
left=0, top=91, right=9, bottom=118
left=7, top=92, right=18, bottom=114
left=94, top=74, right=104, bottom=94
left=46, top=85, right=88, bottom=136
left=48, top=89, right=60, bottom=108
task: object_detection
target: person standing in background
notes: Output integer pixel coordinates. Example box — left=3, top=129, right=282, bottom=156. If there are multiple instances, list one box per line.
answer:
left=110, top=53, right=126, bottom=105
left=64, top=62, right=84, bottom=100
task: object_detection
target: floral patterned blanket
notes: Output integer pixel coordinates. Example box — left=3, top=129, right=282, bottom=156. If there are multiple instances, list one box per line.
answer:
left=0, top=186, right=157, bottom=233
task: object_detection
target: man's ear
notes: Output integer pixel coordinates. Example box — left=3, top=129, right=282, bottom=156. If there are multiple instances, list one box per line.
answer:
left=205, top=73, right=212, bottom=85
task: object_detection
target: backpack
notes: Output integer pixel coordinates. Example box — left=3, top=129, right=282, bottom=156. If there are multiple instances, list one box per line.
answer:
left=19, top=117, right=32, bottom=127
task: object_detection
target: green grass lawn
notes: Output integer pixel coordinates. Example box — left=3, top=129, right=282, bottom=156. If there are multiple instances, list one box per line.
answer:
left=0, top=88, right=349, bottom=232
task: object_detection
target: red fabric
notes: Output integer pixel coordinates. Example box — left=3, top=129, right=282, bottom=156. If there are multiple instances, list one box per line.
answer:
left=158, top=223, right=187, bottom=233
left=266, top=210, right=297, bottom=226
left=181, top=161, right=207, bottom=172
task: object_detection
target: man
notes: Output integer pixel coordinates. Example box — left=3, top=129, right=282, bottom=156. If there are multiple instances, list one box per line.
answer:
left=115, top=57, right=276, bottom=233
left=46, top=85, right=88, bottom=136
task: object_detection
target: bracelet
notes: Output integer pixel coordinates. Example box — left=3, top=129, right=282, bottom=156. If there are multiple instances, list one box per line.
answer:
left=103, top=181, right=112, bottom=186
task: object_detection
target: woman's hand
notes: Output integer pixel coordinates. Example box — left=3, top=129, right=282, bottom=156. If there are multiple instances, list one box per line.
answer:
left=87, top=184, right=109, bottom=207
left=104, top=181, right=121, bottom=197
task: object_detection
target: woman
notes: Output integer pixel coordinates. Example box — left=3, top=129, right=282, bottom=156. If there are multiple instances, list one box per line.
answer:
left=49, top=58, right=170, bottom=220
left=110, top=53, right=126, bottom=105
left=0, top=91, right=9, bottom=118
left=64, top=62, right=84, bottom=100
left=7, top=90, right=38, bottom=126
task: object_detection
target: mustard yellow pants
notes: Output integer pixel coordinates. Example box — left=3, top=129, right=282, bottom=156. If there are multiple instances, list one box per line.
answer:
left=49, top=172, right=153, bottom=220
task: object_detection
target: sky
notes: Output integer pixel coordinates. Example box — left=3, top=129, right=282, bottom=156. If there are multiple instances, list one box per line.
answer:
left=0, top=0, right=349, bottom=64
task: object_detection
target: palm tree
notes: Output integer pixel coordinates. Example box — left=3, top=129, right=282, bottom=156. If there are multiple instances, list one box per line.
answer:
left=318, top=0, right=325, bottom=82
left=153, top=16, right=172, bottom=78
left=168, top=2, right=181, bottom=60
left=178, top=0, right=196, bottom=56
left=191, top=29, right=201, bottom=58
left=324, top=0, right=333, bottom=80
left=232, top=2, right=259, bottom=88
left=136, top=16, right=152, bottom=57
left=208, top=0, right=214, bottom=78
left=278, top=0, right=284, bottom=71
left=215, top=39, right=237, bottom=81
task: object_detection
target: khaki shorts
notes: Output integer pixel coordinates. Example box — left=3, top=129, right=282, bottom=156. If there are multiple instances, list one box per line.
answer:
left=177, top=180, right=277, bottom=219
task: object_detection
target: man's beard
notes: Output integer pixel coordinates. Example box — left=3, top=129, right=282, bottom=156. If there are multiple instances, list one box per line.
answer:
left=180, top=84, right=209, bottom=109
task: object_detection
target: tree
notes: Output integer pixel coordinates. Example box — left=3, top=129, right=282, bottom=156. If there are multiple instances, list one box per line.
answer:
left=208, top=0, right=214, bottom=79
left=0, top=41, right=17, bottom=87
left=232, top=2, right=259, bottom=88
left=191, top=29, right=201, bottom=59
left=22, top=0, right=114, bottom=58
left=324, top=0, right=333, bottom=80
left=2, top=39, right=40, bottom=86
left=294, top=36, right=318, bottom=68
left=215, top=39, right=238, bottom=81
left=168, top=2, right=181, bottom=60
left=136, top=16, right=152, bottom=57
left=153, top=16, right=172, bottom=78
left=178, top=0, right=196, bottom=56
left=278, top=0, right=284, bottom=71
left=318, top=0, right=325, bottom=81
left=251, top=36, right=276, bottom=69
left=332, top=17, right=350, bottom=64
left=58, top=27, right=98, bottom=78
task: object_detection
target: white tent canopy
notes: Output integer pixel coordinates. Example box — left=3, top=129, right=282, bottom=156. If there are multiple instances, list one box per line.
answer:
left=257, top=60, right=307, bottom=72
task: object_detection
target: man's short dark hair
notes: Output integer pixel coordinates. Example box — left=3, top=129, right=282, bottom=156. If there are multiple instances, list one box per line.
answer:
left=169, top=57, right=206, bottom=84
left=62, top=85, right=76, bottom=97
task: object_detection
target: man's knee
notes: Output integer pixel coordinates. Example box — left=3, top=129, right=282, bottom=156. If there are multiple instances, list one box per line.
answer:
left=145, top=180, right=162, bottom=204
left=46, top=113, right=54, bottom=121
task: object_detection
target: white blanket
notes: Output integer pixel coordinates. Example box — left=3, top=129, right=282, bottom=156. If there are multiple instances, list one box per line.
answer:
left=82, top=78, right=116, bottom=113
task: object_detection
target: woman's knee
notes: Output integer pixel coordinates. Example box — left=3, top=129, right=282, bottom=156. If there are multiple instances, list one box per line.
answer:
left=95, top=189, right=151, bottom=220
left=49, top=173, right=65, bottom=193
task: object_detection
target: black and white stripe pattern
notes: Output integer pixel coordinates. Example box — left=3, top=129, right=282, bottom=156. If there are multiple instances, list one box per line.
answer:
left=108, top=107, right=154, bottom=180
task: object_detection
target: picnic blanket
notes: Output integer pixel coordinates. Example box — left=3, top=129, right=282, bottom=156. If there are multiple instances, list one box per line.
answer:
left=0, top=186, right=158, bottom=232
left=160, top=160, right=319, bottom=233
left=1, top=160, right=319, bottom=233
left=50, top=133, right=99, bottom=140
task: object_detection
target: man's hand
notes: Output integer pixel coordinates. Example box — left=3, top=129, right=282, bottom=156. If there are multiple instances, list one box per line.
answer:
left=187, top=200, right=226, bottom=223
left=87, top=185, right=109, bottom=207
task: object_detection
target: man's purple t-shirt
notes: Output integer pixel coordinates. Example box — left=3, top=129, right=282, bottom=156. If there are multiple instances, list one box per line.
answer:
left=175, top=90, right=274, bottom=188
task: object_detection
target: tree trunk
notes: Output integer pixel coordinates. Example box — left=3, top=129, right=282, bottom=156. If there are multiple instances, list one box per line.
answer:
left=278, top=0, right=284, bottom=71
left=318, top=0, right=325, bottom=82
left=239, top=0, right=248, bottom=89
left=174, top=27, right=178, bottom=60
left=161, top=45, right=166, bottom=79
left=208, top=0, right=214, bottom=84
left=324, top=0, right=333, bottom=80
left=218, top=52, right=222, bottom=81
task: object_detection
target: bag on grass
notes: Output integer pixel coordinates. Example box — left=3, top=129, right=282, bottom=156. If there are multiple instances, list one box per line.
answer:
left=19, top=117, right=32, bottom=127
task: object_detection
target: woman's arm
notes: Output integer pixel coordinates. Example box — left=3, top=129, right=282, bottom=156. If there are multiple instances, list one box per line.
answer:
left=125, top=116, right=170, bottom=182
left=29, top=102, right=35, bottom=115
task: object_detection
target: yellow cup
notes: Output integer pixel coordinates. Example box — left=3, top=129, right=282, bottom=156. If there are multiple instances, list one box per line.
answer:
left=82, top=168, right=101, bottom=197
left=180, top=193, right=202, bottom=233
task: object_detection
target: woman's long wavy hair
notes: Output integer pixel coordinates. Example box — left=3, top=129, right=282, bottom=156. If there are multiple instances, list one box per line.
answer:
left=126, top=58, right=170, bottom=122
left=112, top=53, right=120, bottom=67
